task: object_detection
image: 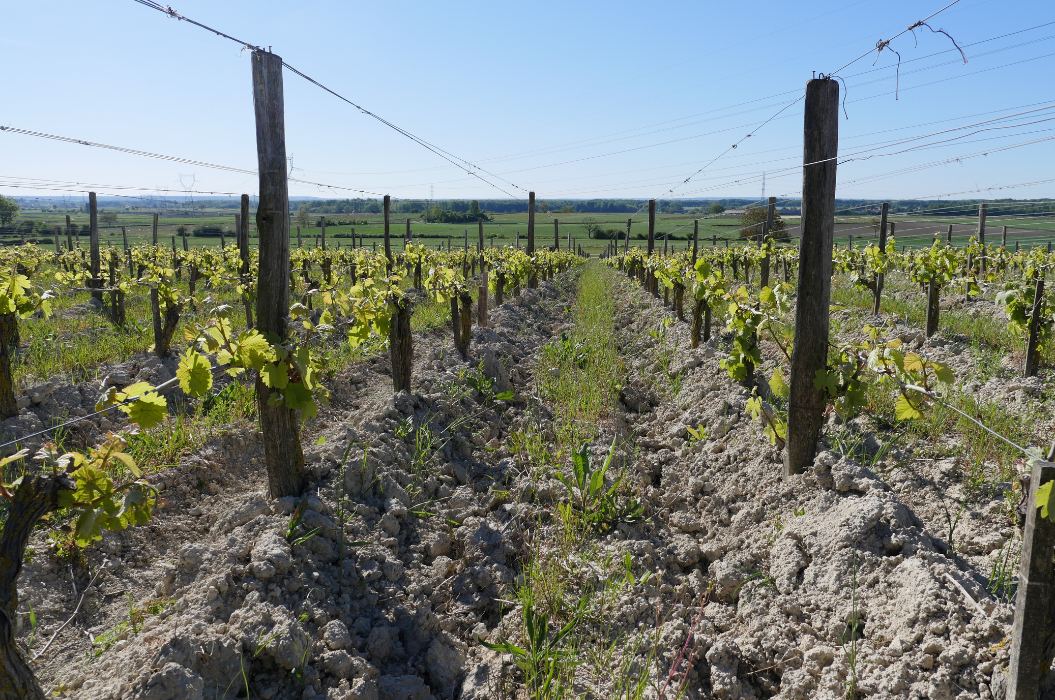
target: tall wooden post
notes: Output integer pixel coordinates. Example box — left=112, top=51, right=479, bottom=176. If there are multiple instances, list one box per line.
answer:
left=1025, top=279, right=1045, bottom=378
left=977, top=203, right=987, bottom=273
left=239, top=194, right=253, bottom=329
left=321, top=217, right=327, bottom=251
left=527, top=192, right=536, bottom=288
left=478, top=256, right=488, bottom=328
left=65, top=215, right=72, bottom=251
left=383, top=195, right=392, bottom=272
left=625, top=218, right=631, bottom=254
left=872, top=202, right=889, bottom=315
left=784, top=78, right=838, bottom=479
left=1007, top=461, right=1055, bottom=699
left=152, top=212, right=159, bottom=246
left=692, top=220, right=699, bottom=266
left=946, top=224, right=953, bottom=245
left=554, top=218, right=559, bottom=250
left=1002, top=225, right=1008, bottom=249
left=252, top=49, right=304, bottom=499
left=478, top=217, right=484, bottom=253
left=89, top=192, right=102, bottom=302
left=761, top=196, right=776, bottom=288
left=647, top=199, right=656, bottom=295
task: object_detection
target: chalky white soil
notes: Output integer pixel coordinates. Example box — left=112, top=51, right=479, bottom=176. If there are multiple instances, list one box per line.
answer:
left=14, top=265, right=1052, bottom=700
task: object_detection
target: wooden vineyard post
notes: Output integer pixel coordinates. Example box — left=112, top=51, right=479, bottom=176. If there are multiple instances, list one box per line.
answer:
left=1002, top=226, right=1008, bottom=249
left=405, top=218, right=410, bottom=245
left=239, top=195, right=254, bottom=328
left=122, top=226, right=128, bottom=253
left=53, top=228, right=60, bottom=254
left=321, top=217, right=327, bottom=251
left=478, top=259, right=488, bottom=327
left=874, top=202, right=888, bottom=315
left=761, top=197, right=775, bottom=288
left=252, top=48, right=305, bottom=500
left=1025, top=278, right=1045, bottom=378
left=784, top=77, right=838, bottom=479
left=527, top=191, right=536, bottom=288
left=1006, top=461, right=1055, bottom=699
left=925, top=280, right=940, bottom=337
left=554, top=218, right=559, bottom=250
left=89, top=192, right=102, bottom=303
left=149, top=288, right=164, bottom=357
left=692, top=219, right=699, bottom=266
left=389, top=298, right=412, bottom=393
left=383, top=195, right=392, bottom=273
left=451, top=295, right=463, bottom=355
left=152, top=212, right=159, bottom=246
left=946, top=224, right=952, bottom=245
left=459, top=290, right=473, bottom=356
left=977, top=203, right=987, bottom=273
left=647, top=199, right=656, bottom=296
left=478, top=218, right=488, bottom=326
left=625, top=218, right=631, bottom=255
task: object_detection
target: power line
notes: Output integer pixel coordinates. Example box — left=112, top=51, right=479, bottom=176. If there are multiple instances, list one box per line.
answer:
left=130, top=0, right=525, bottom=200
left=0, top=126, right=386, bottom=197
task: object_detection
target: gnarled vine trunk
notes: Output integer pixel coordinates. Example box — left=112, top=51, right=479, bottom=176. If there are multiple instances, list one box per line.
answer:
left=0, top=473, right=75, bottom=700
left=0, top=313, right=18, bottom=420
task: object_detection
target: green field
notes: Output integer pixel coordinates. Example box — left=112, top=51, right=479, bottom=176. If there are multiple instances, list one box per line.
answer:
left=9, top=206, right=1055, bottom=256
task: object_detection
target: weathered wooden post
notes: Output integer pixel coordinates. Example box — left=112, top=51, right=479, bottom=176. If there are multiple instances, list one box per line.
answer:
left=65, top=215, right=72, bottom=251
left=1002, top=225, right=1008, bottom=249
left=925, top=280, right=940, bottom=337
left=784, top=77, right=838, bottom=479
left=978, top=203, right=987, bottom=273
left=122, top=226, right=128, bottom=252
left=761, top=196, right=776, bottom=288
left=458, top=289, right=473, bottom=356
left=946, top=224, right=952, bottom=245
left=874, top=202, right=888, bottom=315
left=239, top=195, right=253, bottom=329
left=692, top=220, right=699, bottom=266
left=1025, top=278, right=1045, bottom=378
left=89, top=192, right=102, bottom=303
left=152, top=212, right=159, bottom=246
left=527, top=192, right=537, bottom=288
left=647, top=199, right=657, bottom=296
left=554, top=218, right=559, bottom=250
left=383, top=195, right=392, bottom=273
left=252, top=48, right=304, bottom=499
left=321, top=217, right=327, bottom=251
left=625, top=218, right=631, bottom=254
left=1005, top=460, right=1055, bottom=699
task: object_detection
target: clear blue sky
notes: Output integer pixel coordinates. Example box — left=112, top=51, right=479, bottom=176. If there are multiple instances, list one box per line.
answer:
left=3, top=0, right=1054, bottom=204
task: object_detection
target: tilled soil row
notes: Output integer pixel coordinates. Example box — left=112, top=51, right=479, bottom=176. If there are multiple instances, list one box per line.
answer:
left=19, top=274, right=577, bottom=700
left=550, top=268, right=1017, bottom=700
